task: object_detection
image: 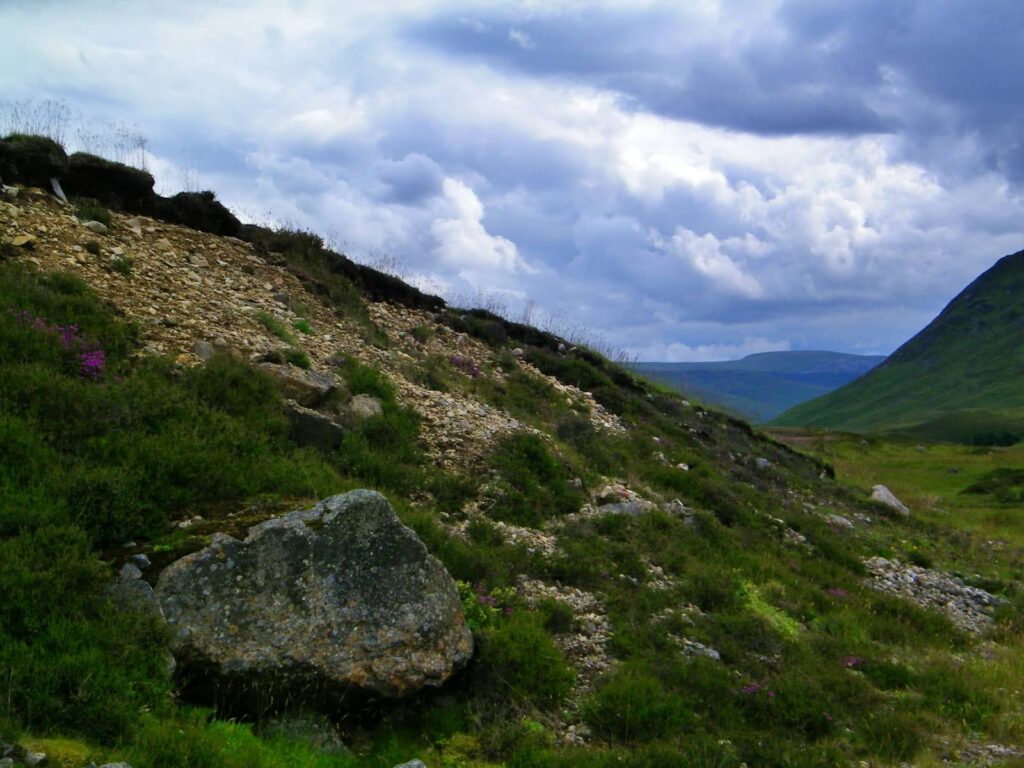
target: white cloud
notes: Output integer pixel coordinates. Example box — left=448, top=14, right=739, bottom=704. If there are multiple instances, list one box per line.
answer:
left=431, top=178, right=530, bottom=279
left=634, top=337, right=792, bottom=363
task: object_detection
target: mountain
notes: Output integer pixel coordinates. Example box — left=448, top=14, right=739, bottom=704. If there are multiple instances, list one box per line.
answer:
left=634, top=351, right=885, bottom=423
left=775, top=250, right=1024, bottom=444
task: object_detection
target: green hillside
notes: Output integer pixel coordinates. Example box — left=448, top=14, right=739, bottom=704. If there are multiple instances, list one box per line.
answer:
left=634, top=352, right=884, bottom=422
left=775, top=250, right=1024, bottom=444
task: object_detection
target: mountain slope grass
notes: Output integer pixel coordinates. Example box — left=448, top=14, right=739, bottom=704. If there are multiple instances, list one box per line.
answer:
left=775, top=250, right=1024, bottom=443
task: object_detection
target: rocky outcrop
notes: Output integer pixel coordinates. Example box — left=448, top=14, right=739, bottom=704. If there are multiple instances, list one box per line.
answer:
left=864, top=557, right=1005, bottom=634
left=156, top=490, right=472, bottom=702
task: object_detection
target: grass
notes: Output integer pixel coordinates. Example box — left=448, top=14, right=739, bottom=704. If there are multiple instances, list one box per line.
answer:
left=256, top=311, right=296, bottom=345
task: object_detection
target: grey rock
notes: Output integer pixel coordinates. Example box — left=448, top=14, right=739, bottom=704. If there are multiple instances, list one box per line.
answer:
left=258, top=363, right=335, bottom=407
left=597, top=500, right=656, bottom=517
left=825, top=513, right=854, bottom=530
left=23, top=752, right=47, bottom=766
left=192, top=340, right=216, bottom=361
left=98, top=763, right=134, bottom=768
left=156, top=490, right=473, bottom=700
left=349, top=394, right=384, bottom=419
left=130, top=553, right=152, bottom=570
left=393, top=762, right=427, bottom=768
left=80, top=220, right=108, bottom=234
left=188, top=252, right=209, bottom=268
left=754, top=457, right=773, bottom=471
left=871, top=485, right=910, bottom=517
left=107, top=563, right=162, bottom=618
left=284, top=400, right=345, bottom=452
left=127, top=218, right=143, bottom=236
left=511, top=348, right=525, bottom=358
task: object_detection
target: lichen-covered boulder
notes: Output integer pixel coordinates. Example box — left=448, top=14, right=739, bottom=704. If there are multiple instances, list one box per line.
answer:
left=156, top=490, right=472, bottom=700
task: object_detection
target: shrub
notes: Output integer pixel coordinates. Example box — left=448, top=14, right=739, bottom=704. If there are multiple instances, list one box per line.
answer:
left=292, top=318, right=313, bottom=335
left=153, top=191, right=241, bottom=237
left=255, top=312, right=296, bottom=344
left=0, top=133, right=68, bottom=188
left=583, top=665, right=687, bottom=742
left=479, top=613, right=574, bottom=710
left=75, top=199, right=112, bottom=226
left=284, top=347, right=310, bottom=369
left=84, top=240, right=101, bottom=256
left=65, top=152, right=155, bottom=214
left=488, top=433, right=583, bottom=527
left=110, top=255, right=134, bottom=277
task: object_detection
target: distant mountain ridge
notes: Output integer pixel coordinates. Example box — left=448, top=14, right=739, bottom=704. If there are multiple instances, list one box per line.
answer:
left=775, top=249, right=1024, bottom=444
left=633, top=351, right=885, bottom=423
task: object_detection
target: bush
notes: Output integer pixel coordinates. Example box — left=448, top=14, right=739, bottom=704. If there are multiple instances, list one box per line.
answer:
left=75, top=199, right=112, bottom=226
left=0, top=133, right=68, bottom=188
left=488, top=433, right=583, bottom=527
left=65, top=152, right=155, bottom=214
left=153, top=191, right=241, bottom=237
left=583, top=665, right=687, bottom=742
left=479, top=613, right=574, bottom=710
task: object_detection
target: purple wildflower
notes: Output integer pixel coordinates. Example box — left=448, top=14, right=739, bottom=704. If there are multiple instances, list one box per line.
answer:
left=826, top=587, right=849, bottom=598
left=844, top=656, right=862, bottom=668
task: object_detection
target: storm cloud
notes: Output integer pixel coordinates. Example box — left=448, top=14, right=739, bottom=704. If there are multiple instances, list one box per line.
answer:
left=2, top=0, right=1022, bottom=360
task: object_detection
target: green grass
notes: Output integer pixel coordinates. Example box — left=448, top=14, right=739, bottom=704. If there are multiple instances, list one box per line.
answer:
left=255, top=311, right=296, bottom=345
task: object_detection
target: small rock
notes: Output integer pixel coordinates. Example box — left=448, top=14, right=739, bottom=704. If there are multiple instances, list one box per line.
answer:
left=130, top=553, right=152, bottom=570
left=155, top=237, right=173, bottom=250
left=825, top=513, right=854, bottom=530
left=10, top=234, right=36, bottom=248
left=23, top=751, right=47, bottom=766
left=192, top=340, right=216, bottom=362
left=349, top=394, right=384, bottom=419
left=393, top=761, right=427, bottom=768
left=127, top=218, right=143, bottom=237
left=871, top=485, right=910, bottom=517
left=81, top=220, right=108, bottom=234
left=754, top=457, right=773, bottom=471
left=188, top=252, right=209, bottom=268
left=512, top=347, right=525, bottom=358
left=1, top=184, right=19, bottom=198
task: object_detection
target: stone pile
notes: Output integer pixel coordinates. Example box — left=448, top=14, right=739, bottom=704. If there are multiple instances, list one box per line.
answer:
left=864, top=557, right=1005, bottom=634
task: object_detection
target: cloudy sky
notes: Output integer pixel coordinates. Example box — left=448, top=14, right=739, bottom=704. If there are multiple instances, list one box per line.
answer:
left=3, top=0, right=1023, bottom=360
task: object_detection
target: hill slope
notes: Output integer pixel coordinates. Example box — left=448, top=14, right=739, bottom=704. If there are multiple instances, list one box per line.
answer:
left=634, top=351, right=884, bottom=422
left=3, top=141, right=1024, bottom=767
left=775, top=250, right=1024, bottom=443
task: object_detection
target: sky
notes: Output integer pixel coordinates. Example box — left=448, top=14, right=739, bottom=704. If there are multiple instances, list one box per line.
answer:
left=2, top=0, right=1023, bottom=361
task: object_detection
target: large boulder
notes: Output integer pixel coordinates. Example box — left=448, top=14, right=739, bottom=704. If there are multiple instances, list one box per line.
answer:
left=156, top=490, right=472, bottom=703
